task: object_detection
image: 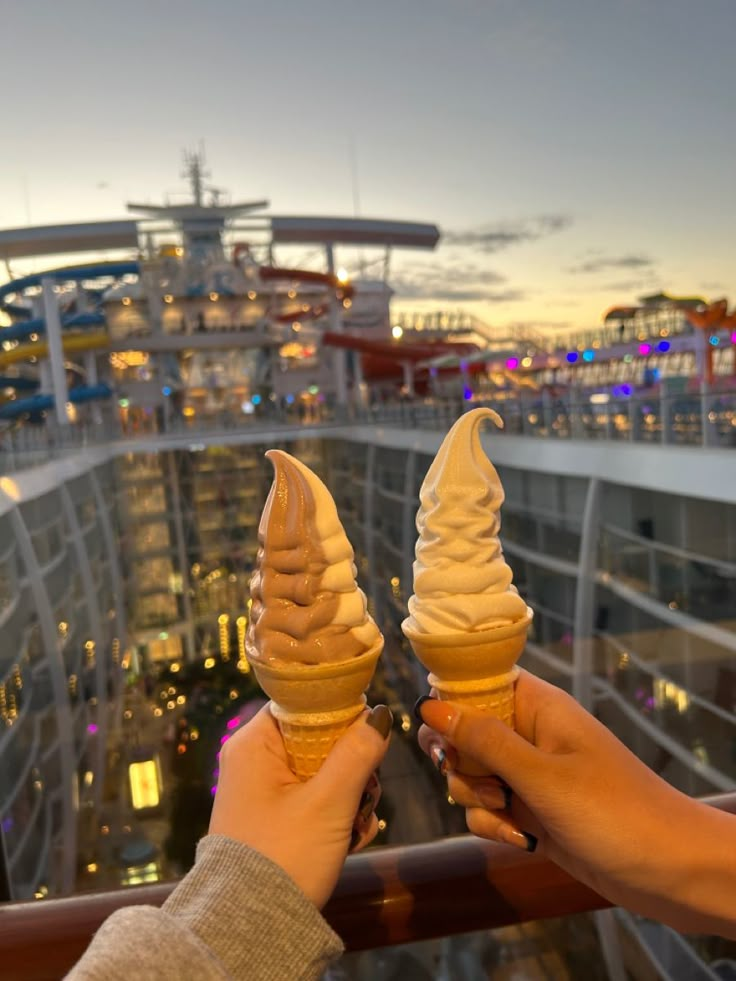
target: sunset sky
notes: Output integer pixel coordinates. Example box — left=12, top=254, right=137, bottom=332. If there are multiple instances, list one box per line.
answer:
left=2, top=0, right=735, bottom=336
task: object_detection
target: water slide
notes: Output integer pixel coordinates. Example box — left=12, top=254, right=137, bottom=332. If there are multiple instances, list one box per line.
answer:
left=0, top=331, right=109, bottom=369
left=0, top=383, right=112, bottom=421
left=0, top=375, right=39, bottom=391
left=0, top=260, right=140, bottom=404
left=258, top=266, right=354, bottom=324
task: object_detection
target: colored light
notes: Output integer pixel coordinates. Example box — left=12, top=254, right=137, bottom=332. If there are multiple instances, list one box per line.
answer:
left=709, top=335, right=719, bottom=346
left=566, top=352, right=578, bottom=364
left=582, top=350, right=594, bottom=362
left=731, top=331, right=736, bottom=344
left=623, top=354, right=633, bottom=363
left=462, top=387, right=473, bottom=401
left=162, top=386, right=172, bottom=397
left=656, top=341, right=671, bottom=353
left=285, top=394, right=295, bottom=404
left=87, top=723, right=98, bottom=735
left=621, top=384, right=632, bottom=396
left=251, top=394, right=262, bottom=405
left=226, top=717, right=240, bottom=730
left=638, top=343, right=651, bottom=355
left=506, top=357, right=519, bottom=370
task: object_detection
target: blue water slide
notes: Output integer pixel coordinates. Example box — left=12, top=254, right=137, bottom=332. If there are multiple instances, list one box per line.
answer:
left=0, top=311, right=105, bottom=343
left=0, top=375, right=39, bottom=392
left=0, top=261, right=140, bottom=305
left=0, top=382, right=112, bottom=421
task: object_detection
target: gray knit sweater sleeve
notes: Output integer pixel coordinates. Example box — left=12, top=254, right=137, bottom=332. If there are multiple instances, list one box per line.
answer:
left=66, top=835, right=344, bottom=980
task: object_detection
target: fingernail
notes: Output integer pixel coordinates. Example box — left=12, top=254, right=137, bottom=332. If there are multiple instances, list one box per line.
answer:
left=358, top=791, right=375, bottom=822
left=413, top=694, right=434, bottom=721
left=415, top=697, right=459, bottom=735
left=497, top=825, right=537, bottom=853
left=366, top=704, right=393, bottom=739
left=430, top=745, right=449, bottom=776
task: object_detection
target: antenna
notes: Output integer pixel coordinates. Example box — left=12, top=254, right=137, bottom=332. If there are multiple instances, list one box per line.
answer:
left=182, top=146, right=210, bottom=206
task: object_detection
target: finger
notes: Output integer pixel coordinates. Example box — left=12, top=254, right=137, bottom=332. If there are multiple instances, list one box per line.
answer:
left=465, top=806, right=539, bottom=854
left=355, top=778, right=380, bottom=828
left=350, top=812, right=379, bottom=853
left=220, top=703, right=294, bottom=778
left=446, top=773, right=510, bottom=811
left=416, top=723, right=458, bottom=774
left=415, top=696, right=544, bottom=792
left=311, top=704, right=392, bottom=808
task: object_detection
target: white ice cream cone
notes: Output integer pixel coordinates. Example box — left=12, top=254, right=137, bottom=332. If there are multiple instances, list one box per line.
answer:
left=403, top=608, right=532, bottom=775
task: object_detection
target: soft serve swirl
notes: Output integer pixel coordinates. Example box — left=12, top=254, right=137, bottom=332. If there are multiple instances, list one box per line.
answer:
left=247, top=450, right=380, bottom=665
left=405, top=408, right=528, bottom=634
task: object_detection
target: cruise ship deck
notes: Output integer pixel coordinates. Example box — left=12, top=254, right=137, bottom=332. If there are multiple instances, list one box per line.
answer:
left=0, top=165, right=735, bottom=979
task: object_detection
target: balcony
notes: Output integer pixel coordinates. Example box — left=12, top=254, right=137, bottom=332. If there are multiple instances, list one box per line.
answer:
left=1, top=790, right=734, bottom=981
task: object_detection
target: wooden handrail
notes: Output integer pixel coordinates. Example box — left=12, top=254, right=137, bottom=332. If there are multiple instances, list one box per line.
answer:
left=2, top=791, right=735, bottom=981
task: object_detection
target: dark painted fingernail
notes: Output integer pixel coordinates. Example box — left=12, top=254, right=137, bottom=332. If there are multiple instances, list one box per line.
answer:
left=349, top=829, right=360, bottom=851
left=498, top=826, right=538, bottom=852
left=430, top=745, right=448, bottom=776
left=413, top=694, right=435, bottom=721
left=358, top=791, right=375, bottom=822
left=366, top=704, right=393, bottom=739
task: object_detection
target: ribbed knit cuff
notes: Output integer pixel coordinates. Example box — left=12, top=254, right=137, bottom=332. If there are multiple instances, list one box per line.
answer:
left=163, top=835, right=344, bottom=980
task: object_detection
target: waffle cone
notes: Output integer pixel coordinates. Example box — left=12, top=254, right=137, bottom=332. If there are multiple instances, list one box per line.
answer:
left=402, top=608, right=532, bottom=775
left=247, top=639, right=383, bottom=779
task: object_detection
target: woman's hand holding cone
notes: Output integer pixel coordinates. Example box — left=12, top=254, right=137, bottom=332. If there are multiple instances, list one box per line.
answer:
left=210, top=702, right=392, bottom=909
left=416, top=670, right=736, bottom=938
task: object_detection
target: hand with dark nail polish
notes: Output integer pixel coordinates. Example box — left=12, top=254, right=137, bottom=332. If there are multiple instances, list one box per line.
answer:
left=210, top=702, right=392, bottom=909
left=414, top=669, right=736, bottom=940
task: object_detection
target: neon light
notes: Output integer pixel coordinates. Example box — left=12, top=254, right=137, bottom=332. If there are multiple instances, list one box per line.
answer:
left=709, top=335, right=719, bottom=346
left=582, top=350, right=594, bottom=362
left=87, top=723, right=98, bottom=735
left=462, top=387, right=473, bottom=401
left=251, top=394, right=262, bottom=405
left=656, top=341, right=670, bottom=353
left=226, top=718, right=240, bottom=730
left=566, top=352, right=578, bottom=364
left=638, top=343, right=651, bottom=355
left=506, top=357, right=519, bottom=370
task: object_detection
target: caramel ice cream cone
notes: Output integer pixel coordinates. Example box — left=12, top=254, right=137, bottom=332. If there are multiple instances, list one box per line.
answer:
left=247, top=450, right=383, bottom=779
left=254, top=639, right=383, bottom=778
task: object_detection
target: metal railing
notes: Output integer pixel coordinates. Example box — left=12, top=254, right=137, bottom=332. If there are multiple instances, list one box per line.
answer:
left=1, top=387, right=734, bottom=479
left=1, top=792, right=734, bottom=981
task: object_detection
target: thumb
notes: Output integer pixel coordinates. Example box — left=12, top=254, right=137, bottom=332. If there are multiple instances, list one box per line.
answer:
left=311, top=704, right=393, bottom=805
left=416, top=697, right=543, bottom=789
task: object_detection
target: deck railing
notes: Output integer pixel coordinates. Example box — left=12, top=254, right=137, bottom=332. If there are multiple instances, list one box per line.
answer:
left=2, top=792, right=734, bottom=981
left=2, top=385, right=735, bottom=479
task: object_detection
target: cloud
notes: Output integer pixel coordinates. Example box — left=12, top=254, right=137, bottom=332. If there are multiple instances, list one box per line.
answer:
left=569, top=254, right=654, bottom=274
left=391, top=258, right=527, bottom=303
left=445, top=214, right=573, bottom=253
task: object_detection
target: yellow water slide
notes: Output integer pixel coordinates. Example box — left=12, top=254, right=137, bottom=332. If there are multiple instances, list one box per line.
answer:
left=0, top=331, right=109, bottom=368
